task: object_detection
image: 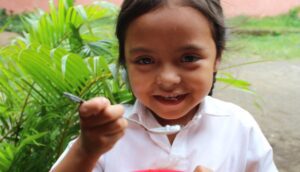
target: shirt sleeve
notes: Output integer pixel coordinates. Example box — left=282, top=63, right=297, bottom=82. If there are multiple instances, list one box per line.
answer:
left=50, top=139, right=104, bottom=172
left=246, top=120, right=278, bottom=172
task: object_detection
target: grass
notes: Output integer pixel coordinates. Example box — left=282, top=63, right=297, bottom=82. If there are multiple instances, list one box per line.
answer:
left=227, top=7, right=300, bottom=31
left=225, top=33, right=300, bottom=60
left=225, top=7, right=300, bottom=60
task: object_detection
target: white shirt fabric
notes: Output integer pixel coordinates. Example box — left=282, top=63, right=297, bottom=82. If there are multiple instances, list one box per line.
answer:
left=52, top=96, right=278, bottom=172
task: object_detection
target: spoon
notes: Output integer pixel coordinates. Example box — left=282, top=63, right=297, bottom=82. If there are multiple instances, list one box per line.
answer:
left=63, top=92, right=181, bottom=135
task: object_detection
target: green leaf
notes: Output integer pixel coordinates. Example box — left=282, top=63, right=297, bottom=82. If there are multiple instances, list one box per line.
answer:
left=0, top=143, right=17, bottom=171
left=18, top=132, right=47, bottom=151
left=217, top=72, right=254, bottom=93
left=0, top=1, right=130, bottom=171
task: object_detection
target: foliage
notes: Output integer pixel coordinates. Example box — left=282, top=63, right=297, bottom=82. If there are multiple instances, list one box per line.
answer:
left=0, top=8, right=25, bottom=33
left=0, top=0, right=132, bottom=171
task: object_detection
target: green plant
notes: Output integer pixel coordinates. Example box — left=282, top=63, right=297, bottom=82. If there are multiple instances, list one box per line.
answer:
left=0, top=0, right=132, bottom=171
left=0, top=8, right=25, bottom=33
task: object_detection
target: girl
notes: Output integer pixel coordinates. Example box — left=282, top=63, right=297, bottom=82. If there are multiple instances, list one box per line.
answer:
left=51, top=0, right=278, bottom=171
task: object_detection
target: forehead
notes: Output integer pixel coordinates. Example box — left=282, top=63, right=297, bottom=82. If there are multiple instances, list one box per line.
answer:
left=127, top=5, right=212, bottom=36
left=125, top=5, right=215, bottom=55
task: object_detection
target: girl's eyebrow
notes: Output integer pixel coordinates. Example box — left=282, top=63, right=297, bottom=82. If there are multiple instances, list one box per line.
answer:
left=129, top=47, right=153, bottom=55
left=177, top=44, right=205, bottom=52
left=128, top=44, right=205, bottom=55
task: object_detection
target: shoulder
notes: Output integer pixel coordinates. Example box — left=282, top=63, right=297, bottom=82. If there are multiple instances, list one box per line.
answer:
left=203, top=96, right=258, bottom=128
left=204, top=97, right=277, bottom=171
left=202, top=97, right=272, bottom=150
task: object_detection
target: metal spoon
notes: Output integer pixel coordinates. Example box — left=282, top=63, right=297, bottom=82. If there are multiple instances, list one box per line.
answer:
left=63, top=92, right=181, bottom=135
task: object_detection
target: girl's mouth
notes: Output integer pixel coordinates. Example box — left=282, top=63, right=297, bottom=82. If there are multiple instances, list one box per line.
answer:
left=153, top=94, right=188, bottom=105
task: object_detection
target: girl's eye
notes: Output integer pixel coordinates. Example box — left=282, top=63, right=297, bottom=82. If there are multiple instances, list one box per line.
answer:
left=135, top=57, right=154, bottom=65
left=181, top=55, right=200, bottom=63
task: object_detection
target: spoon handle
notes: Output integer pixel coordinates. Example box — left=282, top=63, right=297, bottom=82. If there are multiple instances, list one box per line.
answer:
left=63, top=92, right=84, bottom=103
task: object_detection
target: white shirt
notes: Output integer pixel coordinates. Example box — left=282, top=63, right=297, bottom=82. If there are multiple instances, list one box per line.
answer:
left=52, top=96, right=278, bottom=172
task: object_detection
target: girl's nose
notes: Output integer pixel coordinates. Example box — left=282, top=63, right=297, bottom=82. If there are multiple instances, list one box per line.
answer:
left=156, top=67, right=181, bottom=90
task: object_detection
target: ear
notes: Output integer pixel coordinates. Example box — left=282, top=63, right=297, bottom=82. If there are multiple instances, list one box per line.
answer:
left=214, top=58, right=221, bottom=72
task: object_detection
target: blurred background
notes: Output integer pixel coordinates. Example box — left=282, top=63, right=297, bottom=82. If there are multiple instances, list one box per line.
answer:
left=0, top=0, right=299, bottom=172
left=1, top=0, right=300, bottom=16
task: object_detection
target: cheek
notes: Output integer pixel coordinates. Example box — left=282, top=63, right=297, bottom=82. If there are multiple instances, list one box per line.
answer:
left=187, top=68, right=215, bottom=89
left=127, top=69, right=151, bottom=95
left=129, top=79, right=142, bottom=95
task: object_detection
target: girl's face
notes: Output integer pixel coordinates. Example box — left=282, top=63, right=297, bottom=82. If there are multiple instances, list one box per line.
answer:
left=124, top=5, right=219, bottom=126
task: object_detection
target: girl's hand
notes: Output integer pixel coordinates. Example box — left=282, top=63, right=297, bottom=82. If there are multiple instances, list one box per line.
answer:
left=78, top=97, right=128, bottom=157
left=194, top=166, right=213, bottom=172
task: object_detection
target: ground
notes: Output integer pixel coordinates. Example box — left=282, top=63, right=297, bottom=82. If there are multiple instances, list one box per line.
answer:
left=0, top=32, right=18, bottom=46
left=214, top=57, right=300, bottom=172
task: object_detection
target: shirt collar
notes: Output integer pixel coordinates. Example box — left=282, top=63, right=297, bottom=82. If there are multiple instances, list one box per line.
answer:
left=124, top=96, right=230, bottom=128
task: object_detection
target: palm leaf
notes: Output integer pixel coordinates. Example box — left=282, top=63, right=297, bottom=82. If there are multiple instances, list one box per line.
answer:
left=0, top=1, right=130, bottom=171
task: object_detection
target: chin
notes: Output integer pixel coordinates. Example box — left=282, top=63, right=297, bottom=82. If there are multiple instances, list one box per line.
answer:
left=154, top=110, right=188, bottom=120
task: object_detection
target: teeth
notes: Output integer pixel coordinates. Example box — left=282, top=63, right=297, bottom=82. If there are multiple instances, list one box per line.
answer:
left=163, top=96, right=179, bottom=101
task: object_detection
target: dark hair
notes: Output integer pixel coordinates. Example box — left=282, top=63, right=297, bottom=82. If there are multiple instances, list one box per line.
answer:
left=116, top=0, right=226, bottom=96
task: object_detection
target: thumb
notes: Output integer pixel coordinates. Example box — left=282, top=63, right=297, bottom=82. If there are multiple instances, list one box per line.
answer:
left=194, top=165, right=213, bottom=172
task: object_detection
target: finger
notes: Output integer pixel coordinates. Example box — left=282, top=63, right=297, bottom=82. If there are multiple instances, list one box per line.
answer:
left=77, top=129, right=125, bottom=156
left=102, top=118, right=128, bottom=135
left=80, top=104, right=125, bottom=129
left=100, top=129, right=126, bottom=149
left=194, top=166, right=213, bottom=172
left=79, top=97, right=110, bottom=118
left=83, top=118, right=128, bottom=135
left=103, top=104, right=125, bottom=120
left=96, top=131, right=126, bottom=155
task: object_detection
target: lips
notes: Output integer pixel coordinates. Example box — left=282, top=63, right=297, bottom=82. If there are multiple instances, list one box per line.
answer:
left=153, top=94, right=188, bottom=105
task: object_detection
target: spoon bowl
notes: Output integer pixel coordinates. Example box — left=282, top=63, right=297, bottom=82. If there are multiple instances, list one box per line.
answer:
left=126, top=117, right=181, bottom=135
